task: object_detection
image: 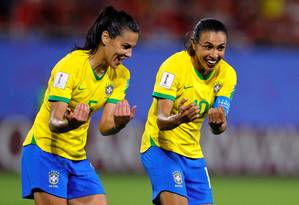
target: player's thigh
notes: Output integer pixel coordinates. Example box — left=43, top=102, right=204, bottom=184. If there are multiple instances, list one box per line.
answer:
left=185, top=159, right=213, bottom=205
left=34, top=191, right=67, bottom=205
left=141, top=147, right=188, bottom=204
left=21, top=144, right=69, bottom=199
left=67, top=160, right=105, bottom=199
left=159, top=191, right=188, bottom=205
left=68, top=194, right=107, bottom=205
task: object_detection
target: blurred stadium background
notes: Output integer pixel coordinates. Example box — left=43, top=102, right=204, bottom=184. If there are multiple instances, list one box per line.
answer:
left=0, top=0, right=299, bottom=204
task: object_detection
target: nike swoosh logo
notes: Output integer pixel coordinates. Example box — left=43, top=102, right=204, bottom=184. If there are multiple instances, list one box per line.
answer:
left=184, top=85, right=193, bottom=89
left=78, top=85, right=86, bottom=90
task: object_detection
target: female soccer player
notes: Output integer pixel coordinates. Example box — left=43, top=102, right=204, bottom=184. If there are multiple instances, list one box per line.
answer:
left=21, top=6, right=139, bottom=205
left=140, top=18, right=237, bottom=205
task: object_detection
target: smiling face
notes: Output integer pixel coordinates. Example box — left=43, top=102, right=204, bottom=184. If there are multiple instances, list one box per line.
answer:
left=192, top=31, right=227, bottom=73
left=102, top=29, right=139, bottom=69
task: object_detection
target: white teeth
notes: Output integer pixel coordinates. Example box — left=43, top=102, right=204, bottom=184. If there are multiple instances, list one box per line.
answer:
left=207, top=60, right=216, bottom=65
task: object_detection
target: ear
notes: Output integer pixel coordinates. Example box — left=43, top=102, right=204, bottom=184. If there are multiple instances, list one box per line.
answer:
left=101, top=31, right=110, bottom=46
left=191, top=40, right=196, bottom=50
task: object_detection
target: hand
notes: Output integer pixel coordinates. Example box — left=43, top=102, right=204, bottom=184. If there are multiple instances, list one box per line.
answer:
left=66, top=103, right=89, bottom=127
left=208, top=106, right=226, bottom=134
left=177, top=98, right=200, bottom=124
left=114, top=99, right=136, bottom=129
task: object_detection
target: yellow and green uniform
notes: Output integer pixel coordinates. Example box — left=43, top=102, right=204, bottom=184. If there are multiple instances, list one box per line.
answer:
left=140, top=50, right=237, bottom=158
left=23, top=50, right=130, bottom=160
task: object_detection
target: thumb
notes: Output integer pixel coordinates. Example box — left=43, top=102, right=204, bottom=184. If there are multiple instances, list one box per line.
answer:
left=179, top=98, right=188, bottom=107
left=130, top=105, right=137, bottom=119
left=219, top=106, right=225, bottom=113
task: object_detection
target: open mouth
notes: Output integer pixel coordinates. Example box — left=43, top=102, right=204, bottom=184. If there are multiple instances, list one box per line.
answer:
left=205, top=58, right=219, bottom=68
left=116, top=56, right=126, bottom=65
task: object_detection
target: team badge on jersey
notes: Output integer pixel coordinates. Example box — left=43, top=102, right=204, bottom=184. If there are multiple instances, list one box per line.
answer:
left=214, top=83, right=222, bottom=94
left=105, top=85, right=114, bottom=96
left=172, top=171, right=183, bottom=187
left=160, top=72, right=175, bottom=89
left=48, top=170, right=60, bottom=188
left=54, top=72, right=69, bottom=89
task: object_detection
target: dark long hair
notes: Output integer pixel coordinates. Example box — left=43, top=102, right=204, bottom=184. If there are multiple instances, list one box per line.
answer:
left=185, top=18, right=228, bottom=56
left=74, top=6, right=140, bottom=54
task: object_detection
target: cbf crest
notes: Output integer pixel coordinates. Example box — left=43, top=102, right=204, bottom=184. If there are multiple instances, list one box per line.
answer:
left=105, top=84, right=114, bottom=96
left=214, top=83, right=222, bottom=94
left=172, top=171, right=183, bottom=187
left=48, top=170, right=60, bottom=188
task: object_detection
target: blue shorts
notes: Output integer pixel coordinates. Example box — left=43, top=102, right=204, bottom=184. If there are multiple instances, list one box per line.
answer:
left=141, top=146, right=213, bottom=205
left=21, top=144, right=105, bottom=199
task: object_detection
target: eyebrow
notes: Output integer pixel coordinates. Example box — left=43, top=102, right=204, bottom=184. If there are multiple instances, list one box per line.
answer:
left=201, top=42, right=226, bottom=48
left=123, top=43, right=132, bottom=48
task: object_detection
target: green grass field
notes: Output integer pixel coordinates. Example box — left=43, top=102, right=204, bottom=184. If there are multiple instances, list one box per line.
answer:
left=1, top=171, right=298, bottom=205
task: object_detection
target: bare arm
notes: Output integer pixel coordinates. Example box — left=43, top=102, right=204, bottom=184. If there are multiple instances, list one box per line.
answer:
left=208, top=106, right=227, bottom=135
left=99, top=100, right=136, bottom=136
left=157, top=98, right=200, bottom=130
left=49, top=102, right=89, bottom=133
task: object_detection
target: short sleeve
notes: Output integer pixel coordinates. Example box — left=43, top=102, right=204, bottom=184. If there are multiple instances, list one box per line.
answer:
left=217, top=67, right=237, bottom=99
left=47, top=58, right=76, bottom=104
left=213, top=66, right=237, bottom=115
left=152, top=57, right=179, bottom=101
left=107, top=69, right=130, bottom=104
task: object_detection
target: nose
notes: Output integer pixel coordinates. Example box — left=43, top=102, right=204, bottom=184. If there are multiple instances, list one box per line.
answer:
left=125, top=48, right=132, bottom=58
left=210, top=49, right=219, bottom=59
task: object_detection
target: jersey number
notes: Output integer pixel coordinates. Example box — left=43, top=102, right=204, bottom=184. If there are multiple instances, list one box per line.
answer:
left=88, top=100, right=98, bottom=114
left=194, top=99, right=209, bottom=118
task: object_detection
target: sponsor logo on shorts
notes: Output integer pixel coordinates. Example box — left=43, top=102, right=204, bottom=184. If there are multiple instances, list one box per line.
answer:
left=49, top=170, right=60, bottom=188
left=172, top=171, right=183, bottom=187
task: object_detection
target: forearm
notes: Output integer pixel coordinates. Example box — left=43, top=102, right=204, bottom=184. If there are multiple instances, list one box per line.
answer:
left=157, top=114, right=181, bottom=131
left=99, top=120, right=126, bottom=136
left=49, top=116, right=83, bottom=133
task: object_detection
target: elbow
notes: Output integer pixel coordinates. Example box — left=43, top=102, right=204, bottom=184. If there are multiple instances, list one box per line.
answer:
left=49, top=123, right=62, bottom=133
left=48, top=118, right=68, bottom=133
left=157, top=123, right=167, bottom=131
left=98, top=126, right=109, bottom=136
left=210, top=126, right=226, bottom=135
left=211, top=129, right=224, bottom=135
left=157, top=120, right=172, bottom=131
left=98, top=123, right=116, bottom=136
left=209, top=121, right=226, bottom=135
left=99, top=128, right=111, bottom=136
left=157, top=120, right=164, bottom=131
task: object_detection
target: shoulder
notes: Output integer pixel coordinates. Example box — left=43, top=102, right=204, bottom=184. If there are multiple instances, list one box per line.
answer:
left=159, top=50, right=191, bottom=75
left=114, top=64, right=131, bottom=79
left=217, top=59, right=237, bottom=80
left=162, top=50, right=190, bottom=66
left=53, top=50, right=89, bottom=74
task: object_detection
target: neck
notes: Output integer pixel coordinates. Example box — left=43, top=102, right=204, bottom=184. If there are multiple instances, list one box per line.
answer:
left=89, top=51, right=108, bottom=76
left=191, top=56, right=210, bottom=77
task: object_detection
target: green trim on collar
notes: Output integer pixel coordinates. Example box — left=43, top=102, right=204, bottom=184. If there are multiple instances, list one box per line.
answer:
left=194, top=67, right=214, bottom=80
left=92, top=67, right=108, bottom=81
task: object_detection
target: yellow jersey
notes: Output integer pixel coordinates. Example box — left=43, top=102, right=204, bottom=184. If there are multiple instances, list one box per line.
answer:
left=23, top=50, right=130, bottom=160
left=140, top=50, right=237, bottom=158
